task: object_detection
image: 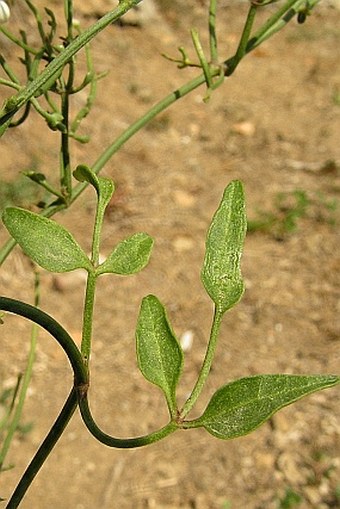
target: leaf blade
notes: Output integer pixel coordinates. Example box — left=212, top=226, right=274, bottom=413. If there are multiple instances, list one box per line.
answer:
left=201, top=180, right=247, bottom=314
left=2, top=207, right=91, bottom=273
left=189, top=374, right=340, bottom=439
left=136, top=295, right=183, bottom=416
left=97, top=233, right=153, bottom=275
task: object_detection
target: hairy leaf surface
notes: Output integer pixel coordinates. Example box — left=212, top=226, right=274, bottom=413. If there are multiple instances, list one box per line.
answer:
left=188, top=374, right=340, bottom=439
left=201, top=180, right=247, bottom=314
left=136, top=295, right=183, bottom=416
left=97, top=233, right=153, bottom=275
left=2, top=207, right=91, bottom=272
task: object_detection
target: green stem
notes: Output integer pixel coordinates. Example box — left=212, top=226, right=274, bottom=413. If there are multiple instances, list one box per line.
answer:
left=60, top=82, right=72, bottom=201
left=226, top=4, right=257, bottom=75
left=191, top=28, right=213, bottom=89
left=0, top=297, right=87, bottom=385
left=247, top=0, right=320, bottom=51
left=0, top=0, right=322, bottom=266
left=0, top=79, right=20, bottom=91
left=24, top=173, right=65, bottom=200
left=5, top=389, right=78, bottom=509
left=80, top=181, right=110, bottom=365
left=180, top=307, right=223, bottom=417
left=0, top=56, right=20, bottom=85
left=90, top=73, right=208, bottom=176
left=80, top=271, right=97, bottom=367
left=64, top=0, right=74, bottom=42
left=0, top=296, right=177, bottom=458
left=0, top=73, right=208, bottom=268
left=209, top=0, right=218, bottom=63
left=78, top=395, right=177, bottom=448
left=0, top=26, right=39, bottom=55
left=0, top=297, right=87, bottom=507
left=0, top=0, right=143, bottom=131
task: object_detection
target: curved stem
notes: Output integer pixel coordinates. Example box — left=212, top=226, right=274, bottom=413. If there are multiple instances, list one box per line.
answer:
left=0, top=297, right=87, bottom=385
left=5, top=389, right=78, bottom=509
left=0, top=296, right=178, bottom=452
left=78, top=394, right=177, bottom=448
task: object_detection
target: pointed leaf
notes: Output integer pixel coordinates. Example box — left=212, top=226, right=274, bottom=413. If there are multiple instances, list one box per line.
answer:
left=201, top=180, right=247, bottom=314
left=136, top=295, right=183, bottom=415
left=2, top=207, right=91, bottom=273
left=97, top=233, right=153, bottom=275
left=189, top=374, right=340, bottom=439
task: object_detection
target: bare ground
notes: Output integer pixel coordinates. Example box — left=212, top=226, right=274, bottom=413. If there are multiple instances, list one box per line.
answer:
left=0, top=1, right=339, bottom=508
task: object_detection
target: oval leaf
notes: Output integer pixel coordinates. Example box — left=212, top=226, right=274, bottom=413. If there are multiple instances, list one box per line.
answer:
left=201, top=180, right=247, bottom=314
left=188, top=374, right=340, bottom=439
left=2, top=207, right=91, bottom=273
left=136, top=295, right=183, bottom=416
left=97, top=233, right=153, bottom=275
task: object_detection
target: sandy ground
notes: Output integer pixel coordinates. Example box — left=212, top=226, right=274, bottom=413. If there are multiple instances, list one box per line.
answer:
left=0, top=1, right=339, bottom=508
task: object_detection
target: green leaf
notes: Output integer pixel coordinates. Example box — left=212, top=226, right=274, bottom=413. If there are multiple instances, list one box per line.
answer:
left=2, top=207, right=91, bottom=273
left=73, top=164, right=114, bottom=208
left=136, top=295, right=183, bottom=416
left=97, top=233, right=153, bottom=275
left=188, top=374, right=340, bottom=440
left=201, top=180, right=247, bottom=314
left=73, top=164, right=101, bottom=192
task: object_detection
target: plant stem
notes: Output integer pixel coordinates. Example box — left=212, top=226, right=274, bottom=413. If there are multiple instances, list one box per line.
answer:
left=90, top=73, right=209, bottom=176
left=225, top=4, right=257, bottom=75
left=80, top=271, right=97, bottom=368
left=247, top=0, right=320, bottom=51
left=78, top=395, right=178, bottom=448
left=180, top=307, right=223, bottom=418
left=0, top=56, right=20, bottom=85
left=0, top=73, right=209, bottom=268
left=80, top=179, right=111, bottom=365
left=5, top=389, right=78, bottom=509
left=0, top=0, right=322, bottom=266
left=59, top=72, right=73, bottom=201
left=191, top=28, right=213, bottom=89
left=0, top=26, right=39, bottom=55
left=209, top=0, right=218, bottom=63
left=64, top=0, right=74, bottom=41
left=0, top=296, right=87, bottom=509
left=0, top=297, right=87, bottom=384
left=0, top=0, right=143, bottom=132
left=0, top=78, right=20, bottom=90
